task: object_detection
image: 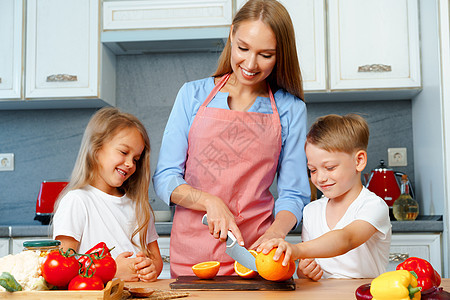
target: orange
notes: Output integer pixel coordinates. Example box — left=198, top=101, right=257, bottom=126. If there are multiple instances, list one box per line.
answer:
left=234, top=249, right=258, bottom=279
left=277, top=260, right=296, bottom=281
left=192, top=261, right=220, bottom=279
left=255, top=248, right=290, bottom=281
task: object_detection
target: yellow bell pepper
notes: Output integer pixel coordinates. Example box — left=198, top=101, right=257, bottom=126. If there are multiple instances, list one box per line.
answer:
left=370, top=270, right=422, bottom=300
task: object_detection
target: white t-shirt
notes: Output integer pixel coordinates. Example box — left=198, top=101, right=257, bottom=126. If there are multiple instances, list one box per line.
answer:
left=301, top=186, right=391, bottom=279
left=52, top=185, right=159, bottom=258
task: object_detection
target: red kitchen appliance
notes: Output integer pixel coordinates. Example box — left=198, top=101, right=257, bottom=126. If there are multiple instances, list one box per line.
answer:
left=366, top=160, right=401, bottom=207
left=34, top=181, right=68, bottom=225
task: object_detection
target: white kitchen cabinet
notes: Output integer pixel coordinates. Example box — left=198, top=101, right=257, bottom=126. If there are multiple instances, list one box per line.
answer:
left=101, top=0, right=232, bottom=54
left=24, top=0, right=115, bottom=104
left=0, top=0, right=115, bottom=109
left=0, top=238, right=10, bottom=257
left=387, top=233, right=442, bottom=274
left=0, top=0, right=23, bottom=100
left=328, top=0, right=421, bottom=90
left=158, top=237, right=171, bottom=279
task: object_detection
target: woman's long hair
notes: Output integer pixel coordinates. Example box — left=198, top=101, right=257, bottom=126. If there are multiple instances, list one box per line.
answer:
left=213, top=0, right=304, bottom=101
left=54, top=107, right=153, bottom=258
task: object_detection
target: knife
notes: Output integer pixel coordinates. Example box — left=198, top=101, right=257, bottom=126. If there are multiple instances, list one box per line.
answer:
left=201, top=214, right=257, bottom=272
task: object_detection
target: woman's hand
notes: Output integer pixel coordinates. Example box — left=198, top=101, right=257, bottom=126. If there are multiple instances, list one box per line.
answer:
left=204, top=195, right=244, bottom=245
left=297, top=258, right=323, bottom=281
left=114, top=252, right=139, bottom=282
left=135, top=252, right=158, bottom=282
left=171, top=184, right=244, bottom=246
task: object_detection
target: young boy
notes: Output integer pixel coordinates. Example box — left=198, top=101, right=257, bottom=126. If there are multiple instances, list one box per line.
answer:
left=257, top=114, right=391, bottom=279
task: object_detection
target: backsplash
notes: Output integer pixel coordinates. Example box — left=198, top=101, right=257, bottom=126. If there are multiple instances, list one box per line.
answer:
left=0, top=52, right=413, bottom=225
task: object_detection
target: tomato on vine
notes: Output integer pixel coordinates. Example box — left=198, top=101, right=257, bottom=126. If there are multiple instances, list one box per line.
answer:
left=68, top=274, right=104, bottom=291
left=41, top=248, right=80, bottom=287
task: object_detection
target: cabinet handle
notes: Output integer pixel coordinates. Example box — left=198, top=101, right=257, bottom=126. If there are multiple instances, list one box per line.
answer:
left=162, top=255, right=170, bottom=263
left=389, top=252, right=409, bottom=262
left=358, top=64, right=392, bottom=72
left=46, top=74, right=78, bottom=82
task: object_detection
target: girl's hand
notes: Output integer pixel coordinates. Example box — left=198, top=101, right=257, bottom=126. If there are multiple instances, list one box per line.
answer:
left=135, top=252, right=158, bottom=282
left=249, top=230, right=284, bottom=250
left=297, top=258, right=323, bottom=281
left=114, top=252, right=139, bottom=282
left=205, top=195, right=244, bottom=246
left=257, top=238, right=300, bottom=267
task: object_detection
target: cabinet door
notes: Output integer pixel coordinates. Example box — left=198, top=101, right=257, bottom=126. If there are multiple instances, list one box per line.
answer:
left=282, top=0, right=326, bottom=91
left=328, top=0, right=421, bottom=90
left=158, top=237, right=171, bottom=279
left=388, top=234, right=441, bottom=274
left=0, top=0, right=23, bottom=99
left=0, top=238, right=9, bottom=257
left=25, top=0, right=98, bottom=99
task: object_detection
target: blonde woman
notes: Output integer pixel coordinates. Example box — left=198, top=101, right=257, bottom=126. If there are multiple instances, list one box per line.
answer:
left=153, top=0, right=310, bottom=277
left=53, top=107, right=163, bottom=282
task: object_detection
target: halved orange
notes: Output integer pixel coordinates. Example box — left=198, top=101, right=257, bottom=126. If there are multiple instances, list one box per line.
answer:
left=234, top=249, right=258, bottom=279
left=192, top=261, right=220, bottom=279
left=255, top=248, right=290, bottom=281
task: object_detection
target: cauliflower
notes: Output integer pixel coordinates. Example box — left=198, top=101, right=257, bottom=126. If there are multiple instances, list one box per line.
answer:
left=0, top=251, right=48, bottom=291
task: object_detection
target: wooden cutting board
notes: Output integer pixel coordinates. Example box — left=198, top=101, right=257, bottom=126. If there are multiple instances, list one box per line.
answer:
left=169, top=275, right=296, bottom=291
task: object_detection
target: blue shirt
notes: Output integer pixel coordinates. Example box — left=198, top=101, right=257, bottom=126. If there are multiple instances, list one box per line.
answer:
left=153, top=77, right=310, bottom=225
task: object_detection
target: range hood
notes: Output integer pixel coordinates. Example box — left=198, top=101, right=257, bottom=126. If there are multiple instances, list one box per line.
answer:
left=101, top=26, right=229, bottom=55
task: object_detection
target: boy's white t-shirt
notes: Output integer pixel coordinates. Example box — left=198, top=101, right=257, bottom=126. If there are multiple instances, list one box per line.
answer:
left=301, top=186, right=391, bottom=279
left=52, top=185, right=159, bottom=258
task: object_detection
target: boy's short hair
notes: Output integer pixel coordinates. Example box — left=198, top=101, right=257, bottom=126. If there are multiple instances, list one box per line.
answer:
left=307, top=114, right=369, bottom=154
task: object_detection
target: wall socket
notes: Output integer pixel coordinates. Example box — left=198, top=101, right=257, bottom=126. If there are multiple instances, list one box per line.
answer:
left=388, top=148, right=407, bottom=167
left=0, top=153, right=14, bottom=171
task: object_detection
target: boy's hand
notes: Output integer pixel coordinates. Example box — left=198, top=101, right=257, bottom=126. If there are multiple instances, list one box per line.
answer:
left=135, top=251, right=158, bottom=282
left=297, top=258, right=323, bottom=281
left=257, top=238, right=300, bottom=267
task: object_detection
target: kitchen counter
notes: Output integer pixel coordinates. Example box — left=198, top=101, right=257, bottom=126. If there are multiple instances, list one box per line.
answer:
left=124, top=278, right=450, bottom=300
left=0, top=215, right=443, bottom=238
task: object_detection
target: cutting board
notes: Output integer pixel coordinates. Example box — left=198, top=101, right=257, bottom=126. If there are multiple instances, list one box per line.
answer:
left=170, top=275, right=296, bottom=291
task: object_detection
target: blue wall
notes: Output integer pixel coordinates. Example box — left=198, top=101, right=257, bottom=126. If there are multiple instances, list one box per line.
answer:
left=0, top=52, right=414, bottom=225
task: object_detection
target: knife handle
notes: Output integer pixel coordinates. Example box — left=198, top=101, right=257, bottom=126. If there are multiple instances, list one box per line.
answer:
left=202, top=214, right=235, bottom=247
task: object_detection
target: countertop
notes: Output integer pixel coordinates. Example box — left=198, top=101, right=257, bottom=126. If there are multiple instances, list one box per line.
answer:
left=0, top=215, right=443, bottom=238
left=123, top=278, right=450, bottom=300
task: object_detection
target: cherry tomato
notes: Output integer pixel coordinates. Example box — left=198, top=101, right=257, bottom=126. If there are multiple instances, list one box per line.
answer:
left=68, top=274, right=104, bottom=290
left=88, top=255, right=117, bottom=284
left=41, top=250, right=80, bottom=287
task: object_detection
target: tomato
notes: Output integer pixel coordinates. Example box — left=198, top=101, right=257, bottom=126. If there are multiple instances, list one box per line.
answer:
left=41, top=250, right=80, bottom=287
left=88, top=255, right=117, bottom=284
left=68, top=274, right=104, bottom=290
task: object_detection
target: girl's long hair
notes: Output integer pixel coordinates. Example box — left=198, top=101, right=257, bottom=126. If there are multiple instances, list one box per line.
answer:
left=54, top=107, right=153, bottom=258
left=213, top=0, right=304, bottom=101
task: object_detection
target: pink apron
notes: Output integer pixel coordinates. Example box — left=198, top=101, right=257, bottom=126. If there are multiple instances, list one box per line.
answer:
left=170, top=74, right=282, bottom=277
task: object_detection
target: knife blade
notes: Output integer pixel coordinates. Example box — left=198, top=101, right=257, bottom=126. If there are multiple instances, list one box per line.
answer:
left=201, top=214, right=257, bottom=272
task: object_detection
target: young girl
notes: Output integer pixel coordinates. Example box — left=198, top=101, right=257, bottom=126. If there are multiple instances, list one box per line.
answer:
left=53, top=107, right=163, bottom=282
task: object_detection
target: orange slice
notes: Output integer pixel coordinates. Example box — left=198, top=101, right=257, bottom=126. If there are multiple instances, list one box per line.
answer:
left=234, top=249, right=258, bottom=279
left=192, top=261, right=220, bottom=279
left=255, top=248, right=290, bottom=281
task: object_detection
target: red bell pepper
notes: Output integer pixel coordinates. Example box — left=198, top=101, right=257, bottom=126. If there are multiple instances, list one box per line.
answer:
left=77, top=242, right=112, bottom=267
left=396, top=257, right=441, bottom=292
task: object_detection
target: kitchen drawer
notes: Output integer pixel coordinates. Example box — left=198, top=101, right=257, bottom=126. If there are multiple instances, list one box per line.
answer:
left=387, top=233, right=441, bottom=274
left=0, top=238, right=9, bottom=257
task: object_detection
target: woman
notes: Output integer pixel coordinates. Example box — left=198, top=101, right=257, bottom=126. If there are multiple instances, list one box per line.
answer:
left=153, top=0, right=310, bottom=277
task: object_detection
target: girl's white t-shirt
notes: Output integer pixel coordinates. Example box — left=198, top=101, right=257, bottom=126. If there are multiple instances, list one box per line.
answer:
left=52, top=185, right=159, bottom=258
left=301, top=187, right=392, bottom=278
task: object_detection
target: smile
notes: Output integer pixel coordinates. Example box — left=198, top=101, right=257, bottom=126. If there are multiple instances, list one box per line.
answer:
left=116, top=168, right=127, bottom=177
left=242, top=69, right=257, bottom=76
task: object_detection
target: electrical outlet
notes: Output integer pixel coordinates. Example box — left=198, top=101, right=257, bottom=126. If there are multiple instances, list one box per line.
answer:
left=388, top=148, right=407, bottom=167
left=0, top=153, right=14, bottom=171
